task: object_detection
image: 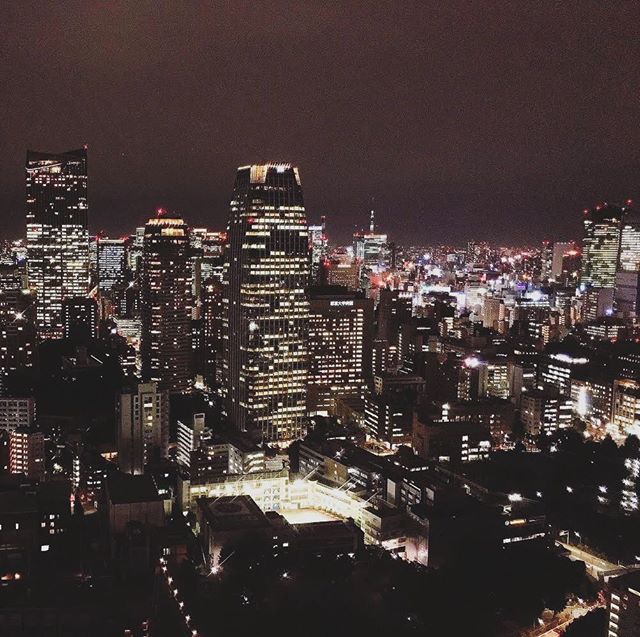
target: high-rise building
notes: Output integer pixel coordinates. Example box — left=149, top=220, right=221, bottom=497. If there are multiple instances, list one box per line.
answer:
left=550, top=242, right=575, bottom=281
left=26, top=148, right=89, bottom=338
left=520, top=389, right=572, bottom=437
left=223, top=164, right=310, bottom=442
left=308, top=286, right=373, bottom=415
left=140, top=214, right=192, bottom=393
left=353, top=210, right=388, bottom=272
left=116, top=380, right=169, bottom=475
left=201, top=278, right=224, bottom=389
left=581, top=203, right=623, bottom=289
left=0, top=288, right=37, bottom=385
left=176, top=412, right=206, bottom=469
left=615, top=271, right=640, bottom=316
left=618, top=202, right=640, bottom=272
left=97, top=237, right=128, bottom=292
left=607, top=573, right=640, bottom=637
left=308, top=216, right=328, bottom=284
left=62, top=296, right=98, bottom=342
left=10, top=427, right=45, bottom=480
left=0, top=397, right=35, bottom=432
left=323, top=258, right=360, bottom=290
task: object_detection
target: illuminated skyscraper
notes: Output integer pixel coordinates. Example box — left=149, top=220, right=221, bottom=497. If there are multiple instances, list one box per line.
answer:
left=26, top=148, right=89, bottom=338
left=97, top=237, right=127, bottom=292
left=353, top=210, right=388, bottom=271
left=223, top=164, right=310, bottom=442
left=581, top=203, right=623, bottom=289
left=308, top=286, right=373, bottom=414
left=308, top=216, right=328, bottom=284
left=140, top=214, right=192, bottom=393
left=618, top=202, right=640, bottom=273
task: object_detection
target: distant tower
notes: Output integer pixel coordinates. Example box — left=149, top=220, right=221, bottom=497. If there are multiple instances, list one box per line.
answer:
left=140, top=213, right=192, bottom=393
left=223, top=164, right=310, bottom=442
left=581, top=203, right=623, bottom=289
left=618, top=201, right=640, bottom=272
left=97, top=238, right=127, bottom=292
left=369, top=209, right=375, bottom=233
left=26, top=148, right=89, bottom=338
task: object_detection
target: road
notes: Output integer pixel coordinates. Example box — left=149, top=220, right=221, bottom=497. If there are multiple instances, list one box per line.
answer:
left=556, top=541, right=618, bottom=578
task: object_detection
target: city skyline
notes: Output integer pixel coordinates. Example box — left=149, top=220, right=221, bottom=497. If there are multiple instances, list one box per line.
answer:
left=2, top=3, right=640, bottom=243
left=3, top=4, right=640, bottom=636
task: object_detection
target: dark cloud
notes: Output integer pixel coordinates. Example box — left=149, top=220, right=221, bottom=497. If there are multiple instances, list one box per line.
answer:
left=1, top=1, right=639, bottom=244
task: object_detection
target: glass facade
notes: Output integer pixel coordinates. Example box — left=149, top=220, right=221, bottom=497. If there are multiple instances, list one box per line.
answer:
left=26, top=148, right=89, bottom=338
left=223, top=164, right=310, bottom=442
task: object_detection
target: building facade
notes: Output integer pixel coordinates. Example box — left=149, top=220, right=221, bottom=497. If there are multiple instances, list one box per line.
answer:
left=308, top=286, right=373, bottom=414
left=581, top=203, right=623, bottom=290
left=26, top=148, right=89, bottom=338
left=140, top=215, right=192, bottom=393
left=116, top=381, right=169, bottom=475
left=223, top=164, right=310, bottom=442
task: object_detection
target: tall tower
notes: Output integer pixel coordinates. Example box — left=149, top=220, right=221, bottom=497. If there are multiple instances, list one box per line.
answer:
left=97, top=237, right=128, bottom=292
left=618, top=201, right=640, bottom=273
left=26, top=148, right=89, bottom=338
left=308, top=286, right=373, bottom=415
left=581, top=203, right=623, bottom=289
left=223, top=164, right=310, bottom=442
left=140, top=214, right=192, bottom=393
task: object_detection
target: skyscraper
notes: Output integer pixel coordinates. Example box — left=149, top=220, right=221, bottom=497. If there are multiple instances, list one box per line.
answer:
left=26, top=148, right=89, bottom=338
left=223, top=164, right=310, bottom=442
left=308, top=286, right=373, bottom=415
left=308, top=216, right=328, bottom=284
left=62, top=296, right=98, bottom=342
left=353, top=210, right=388, bottom=271
left=140, top=214, right=192, bottom=393
left=618, top=202, right=640, bottom=272
left=97, top=237, right=128, bottom=292
left=581, top=203, right=623, bottom=289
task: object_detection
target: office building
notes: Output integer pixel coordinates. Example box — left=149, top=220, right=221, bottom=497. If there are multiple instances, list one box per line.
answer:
left=550, top=242, right=575, bottom=280
left=176, top=412, right=206, bottom=469
left=308, top=217, right=328, bottom=284
left=0, top=396, right=35, bottom=432
left=62, top=296, right=98, bottom=341
left=413, top=417, right=491, bottom=463
left=323, top=258, right=360, bottom=290
left=26, top=148, right=89, bottom=338
left=353, top=210, right=388, bottom=271
left=97, top=237, right=127, bottom=292
left=201, top=278, right=224, bottom=389
left=9, top=428, right=45, bottom=480
left=308, top=286, right=373, bottom=414
left=140, top=214, right=192, bottom=393
left=618, top=203, right=640, bottom=272
left=612, top=379, right=640, bottom=438
left=116, top=381, right=169, bottom=474
left=0, top=289, right=37, bottom=383
left=581, top=203, right=623, bottom=289
left=364, top=390, right=413, bottom=447
left=608, top=573, right=640, bottom=637
left=520, top=389, right=572, bottom=437
left=615, top=271, right=640, bottom=316
left=223, top=164, right=310, bottom=442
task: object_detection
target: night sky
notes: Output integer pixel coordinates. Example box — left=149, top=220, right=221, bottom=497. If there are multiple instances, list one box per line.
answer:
left=1, top=1, right=640, bottom=244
